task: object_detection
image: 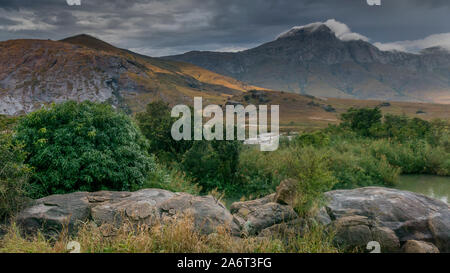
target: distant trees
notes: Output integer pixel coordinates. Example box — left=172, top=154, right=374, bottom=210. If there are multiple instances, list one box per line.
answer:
left=340, top=107, right=382, bottom=137
left=15, top=101, right=154, bottom=198
left=339, top=107, right=439, bottom=142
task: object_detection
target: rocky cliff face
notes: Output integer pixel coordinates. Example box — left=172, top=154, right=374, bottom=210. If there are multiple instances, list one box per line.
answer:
left=165, top=24, right=450, bottom=104
left=0, top=35, right=262, bottom=116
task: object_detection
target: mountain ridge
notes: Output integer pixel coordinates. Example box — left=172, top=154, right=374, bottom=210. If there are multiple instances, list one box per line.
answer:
left=0, top=34, right=265, bottom=116
left=164, top=22, right=450, bottom=104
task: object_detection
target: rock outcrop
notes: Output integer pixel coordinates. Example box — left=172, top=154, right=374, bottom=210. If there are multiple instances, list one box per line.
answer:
left=230, top=194, right=298, bottom=236
left=401, top=240, right=440, bottom=253
left=323, top=187, right=450, bottom=252
left=15, top=184, right=450, bottom=253
left=17, top=189, right=240, bottom=236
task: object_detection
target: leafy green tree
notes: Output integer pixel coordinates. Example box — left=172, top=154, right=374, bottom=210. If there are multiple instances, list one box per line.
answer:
left=181, top=140, right=241, bottom=193
left=340, top=107, right=382, bottom=137
left=377, top=114, right=431, bottom=141
left=136, top=101, right=193, bottom=162
left=15, top=101, right=154, bottom=198
left=0, top=133, right=31, bottom=219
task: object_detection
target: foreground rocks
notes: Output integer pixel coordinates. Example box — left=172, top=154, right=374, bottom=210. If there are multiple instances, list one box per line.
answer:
left=16, top=182, right=450, bottom=253
left=17, top=189, right=240, bottom=237
left=324, top=187, right=450, bottom=253
left=230, top=193, right=298, bottom=236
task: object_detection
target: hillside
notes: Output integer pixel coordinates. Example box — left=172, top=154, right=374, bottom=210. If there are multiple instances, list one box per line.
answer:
left=0, top=35, right=263, bottom=115
left=229, top=90, right=450, bottom=132
left=165, top=22, right=450, bottom=104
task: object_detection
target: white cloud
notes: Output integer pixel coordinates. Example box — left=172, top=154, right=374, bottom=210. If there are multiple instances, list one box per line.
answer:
left=277, top=19, right=369, bottom=42
left=215, top=46, right=250, bottom=53
left=374, top=33, right=450, bottom=53
left=278, top=19, right=450, bottom=54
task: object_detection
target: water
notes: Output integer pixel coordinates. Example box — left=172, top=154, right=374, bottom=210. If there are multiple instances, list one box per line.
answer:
left=395, top=175, right=450, bottom=203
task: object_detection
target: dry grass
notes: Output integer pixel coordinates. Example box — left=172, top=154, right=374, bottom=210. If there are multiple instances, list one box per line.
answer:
left=0, top=215, right=339, bottom=253
left=230, top=91, right=450, bottom=132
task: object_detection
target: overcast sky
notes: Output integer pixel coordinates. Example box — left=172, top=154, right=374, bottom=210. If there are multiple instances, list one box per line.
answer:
left=0, top=0, right=449, bottom=56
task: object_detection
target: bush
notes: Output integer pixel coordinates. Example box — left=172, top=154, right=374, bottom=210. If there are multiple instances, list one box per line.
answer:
left=136, top=101, right=193, bottom=162
left=236, top=147, right=284, bottom=199
left=0, top=115, right=18, bottom=132
left=181, top=140, right=242, bottom=193
left=340, top=107, right=382, bottom=137
left=143, top=164, right=201, bottom=195
left=293, top=131, right=330, bottom=148
left=0, top=133, right=31, bottom=219
left=15, top=101, right=154, bottom=198
left=282, top=147, right=337, bottom=217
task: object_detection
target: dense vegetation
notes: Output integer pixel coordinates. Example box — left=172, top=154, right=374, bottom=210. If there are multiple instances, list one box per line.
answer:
left=14, top=102, right=155, bottom=198
left=136, top=101, right=241, bottom=194
left=0, top=133, right=31, bottom=219
left=0, top=101, right=448, bottom=252
left=236, top=108, right=449, bottom=208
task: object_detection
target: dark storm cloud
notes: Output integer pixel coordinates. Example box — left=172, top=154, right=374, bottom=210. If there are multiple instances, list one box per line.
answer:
left=0, top=0, right=449, bottom=56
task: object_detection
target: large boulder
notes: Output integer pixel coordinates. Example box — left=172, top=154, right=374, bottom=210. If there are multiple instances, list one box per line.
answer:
left=323, top=187, right=450, bottom=253
left=158, top=194, right=240, bottom=236
left=230, top=194, right=298, bottom=236
left=401, top=240, right=440, bottom=253
left=17, top=192, right=91, bottom=236
left=17, top=189, right=239, bottom=236
left=274, top=179, right=298, bottom=207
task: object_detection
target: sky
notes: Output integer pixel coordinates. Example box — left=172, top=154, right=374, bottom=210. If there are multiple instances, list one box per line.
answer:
left=0, top=0, right=449, bottom=56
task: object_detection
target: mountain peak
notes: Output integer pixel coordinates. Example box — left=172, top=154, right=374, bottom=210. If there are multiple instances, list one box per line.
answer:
left=60, top=34, right=120, bottom=53
left=277, top=19, right=369, bottom=42
left=277, top=23, right=332, bottom=39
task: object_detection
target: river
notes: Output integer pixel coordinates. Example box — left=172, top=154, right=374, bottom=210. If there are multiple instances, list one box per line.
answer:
left=395, top=175, right=450, bottom=204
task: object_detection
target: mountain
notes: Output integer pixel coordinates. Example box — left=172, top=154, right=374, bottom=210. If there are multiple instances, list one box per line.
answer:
left=165, top=23, right=450, bottom=104
left=0, top=34, right=264, bottom=115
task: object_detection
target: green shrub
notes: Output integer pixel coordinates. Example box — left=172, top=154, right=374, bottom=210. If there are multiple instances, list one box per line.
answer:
left=236, top=147, right=284, bottom=198
left=181, top=140, right=241, bottom=193
left=281, top=147, right=337, bottom=217
left=15, top=101, right=154, bottom=198
left=0, top=115, right=18, bottom=132
left=368, top=139, right=449, bottom=175
left=293, top=131, right=330, bottom=148
left=143, top=164, right=201, bottom=195
left=0, top=133, right=31, bottom=219
left=340, top=107, right=382, bottom=137
left=136, top=101, right=193, bottom=162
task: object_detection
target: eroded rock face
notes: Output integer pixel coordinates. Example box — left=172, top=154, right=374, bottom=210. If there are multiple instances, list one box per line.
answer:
left=324, top=187, right=450, bottom=252
left=17, top=189, right=237, bottom=236
left=230, top=194, right=298, bottom=236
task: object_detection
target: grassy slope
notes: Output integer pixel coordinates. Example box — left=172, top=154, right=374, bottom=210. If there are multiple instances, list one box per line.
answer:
left=61, top=35, right=264, bottom=109
left=230, top=90, right=450, bottom=132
